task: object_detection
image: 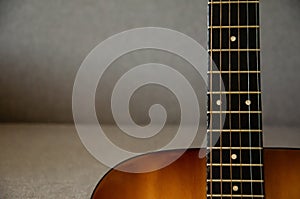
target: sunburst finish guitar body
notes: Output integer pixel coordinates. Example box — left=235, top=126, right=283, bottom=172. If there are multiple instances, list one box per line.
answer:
left=92, top=0, right=300, bottom=198
left=92, top=149, right=300, bottom=199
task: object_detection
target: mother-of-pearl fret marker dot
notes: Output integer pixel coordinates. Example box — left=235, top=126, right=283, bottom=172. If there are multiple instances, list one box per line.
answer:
left=216, top=99, right=222, bottom=106
left=230, top=36, right=237, bottom=42
left=231, top=154, right=237, bottom=160
left=233, top=185, right=239, bottom=192
left=245, top=100, right=252, bottom=106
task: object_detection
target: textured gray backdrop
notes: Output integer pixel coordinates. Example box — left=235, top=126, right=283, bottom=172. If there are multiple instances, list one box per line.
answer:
left=0, top=2, right=299, bottom=198
left=0, top=0, right=300, bottom=126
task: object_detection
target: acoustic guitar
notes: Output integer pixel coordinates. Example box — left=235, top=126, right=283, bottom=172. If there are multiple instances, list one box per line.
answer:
left=91, top=0, right=300, bottom=198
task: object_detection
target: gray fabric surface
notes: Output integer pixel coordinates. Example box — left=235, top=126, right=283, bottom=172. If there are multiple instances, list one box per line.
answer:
left=0, top=124, right=104, bottom=199
left=0, top=124, right=299, bottom=199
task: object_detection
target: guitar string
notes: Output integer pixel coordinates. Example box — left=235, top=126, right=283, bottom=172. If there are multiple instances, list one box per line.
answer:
left=219, top=0, right=223, bottom=195
left=237, top=0, right=244, bottom=198
left=255, top=1, right=264, bottom=197
left=246, top=1, right=254, bottom=198
left=209, top=1, right=213, bottom=198
left=228, top=1, right=233, bottom=199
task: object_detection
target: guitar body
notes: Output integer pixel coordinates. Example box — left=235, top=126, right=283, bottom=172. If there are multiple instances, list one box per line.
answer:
left=92, top=149, right=300, bottom=199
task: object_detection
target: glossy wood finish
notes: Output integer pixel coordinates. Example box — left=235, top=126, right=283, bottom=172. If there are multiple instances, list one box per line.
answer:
left=92, top=149, right=300, bottom=199
left=264, top=149, right=300, bottom=198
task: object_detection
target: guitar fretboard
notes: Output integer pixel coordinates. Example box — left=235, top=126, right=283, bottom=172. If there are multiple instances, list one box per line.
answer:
left=207, top=0, right=265, bottom=198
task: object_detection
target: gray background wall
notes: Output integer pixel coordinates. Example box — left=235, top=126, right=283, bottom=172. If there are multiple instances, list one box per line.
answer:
left=0, top=0, right=300, bottom=126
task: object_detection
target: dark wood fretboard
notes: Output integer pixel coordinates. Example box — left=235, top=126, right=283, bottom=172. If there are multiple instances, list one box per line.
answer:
left=207, top=0, right=265, bottom=198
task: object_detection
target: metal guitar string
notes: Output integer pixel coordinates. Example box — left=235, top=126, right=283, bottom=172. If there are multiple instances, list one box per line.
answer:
left=219, top=0, right=223, bottom=195
left=237, top=0, right=244, bottom=197
left=228, top=1, right=233, bottom=198
left=209, top=1, right=213, bottom=198
left=255, top=1, right=264, bottom=196
left=246, top=1, right=254, bottom=198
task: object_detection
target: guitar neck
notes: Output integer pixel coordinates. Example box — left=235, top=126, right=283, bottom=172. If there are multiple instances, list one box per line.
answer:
left=207, top=0, right=265, bottom=198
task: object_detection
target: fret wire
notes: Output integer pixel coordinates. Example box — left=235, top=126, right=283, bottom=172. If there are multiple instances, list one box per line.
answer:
left=208, top=91, right=261, bottom=94
left=209, top=1, right=259, bottom=4
left=207, top=163, right=263, bottom=166
left=207, top=179, right=264, bottom=182
left=209, top=49, right=260, bottom=52
left=208, top=129, right=262, bottom=132
left=207, top=194, right=264, bottom=198
left=208, top=147, right=263, bottom=150
left=209, top=25, right=259, bottom=28
left=208, top=71, right=260, bottom=74
left=208, top=111, right=262, bottom=114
